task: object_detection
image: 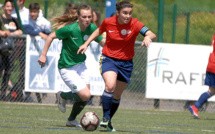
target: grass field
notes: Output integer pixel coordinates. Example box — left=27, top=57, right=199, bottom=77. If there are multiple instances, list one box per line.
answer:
left=0, top=103, right=215, bottom=134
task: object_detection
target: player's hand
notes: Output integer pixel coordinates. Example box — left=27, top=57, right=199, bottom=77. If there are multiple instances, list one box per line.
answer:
left=77, top=44, right=87, bottom=54
left=38, top=54, right=47, bottom=68
left=141, top=36, right=152, bottom=47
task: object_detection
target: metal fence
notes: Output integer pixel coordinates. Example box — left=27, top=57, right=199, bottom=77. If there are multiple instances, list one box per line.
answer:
left=1, top=0, right=215, bottom=113
left=0, top=36, right=215, bottom=113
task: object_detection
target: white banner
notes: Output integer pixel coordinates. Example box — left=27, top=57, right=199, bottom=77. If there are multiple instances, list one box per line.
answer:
left=146, top=43, right=215, bottom=101
left=25, top=36, right=104, bottom=95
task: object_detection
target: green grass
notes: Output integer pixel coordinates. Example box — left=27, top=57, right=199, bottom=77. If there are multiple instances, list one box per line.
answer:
left=0, top=103, right=215, bottom=134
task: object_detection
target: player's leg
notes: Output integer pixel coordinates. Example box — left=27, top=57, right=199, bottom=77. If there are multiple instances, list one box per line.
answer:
left=66, top=84, right=90, bottom=127
left=57, top=63, right=91, bottom=127
left=100, top=71, right=117, bottom=128
left=189, top=72, right=215, bottom=119
left=99, top=55, right=118, bottom=128
left=110, top=80, right=127, bottom=119
left=110, top=59, right=133, bottom=120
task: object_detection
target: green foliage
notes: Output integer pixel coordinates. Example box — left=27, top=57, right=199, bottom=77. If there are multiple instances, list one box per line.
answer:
left=1, top=0, right=214, bottom=45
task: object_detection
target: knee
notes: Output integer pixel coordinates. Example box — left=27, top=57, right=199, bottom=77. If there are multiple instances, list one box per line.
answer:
left=105, top=85, right=115, bottom=92
left=81, top=93, right=91, bottom=101
left=209, top=87, right=215, bottom=95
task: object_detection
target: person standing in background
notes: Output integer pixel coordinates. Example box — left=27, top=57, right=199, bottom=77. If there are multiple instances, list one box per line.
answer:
left=189, top=34, right=215, bottom=119
left=27, top=2, right=51, bottom=40
left=11, top=0, right=43, bottom=26
left=0, top=0, right=23, bottom=101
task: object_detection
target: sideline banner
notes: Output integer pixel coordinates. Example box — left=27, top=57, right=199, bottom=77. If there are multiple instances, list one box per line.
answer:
left=146, top=43, right=215, bottom=101
left=25, top=35, right=104, bottom=95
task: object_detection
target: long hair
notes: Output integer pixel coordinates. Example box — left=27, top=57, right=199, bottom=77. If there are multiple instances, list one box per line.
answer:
left=92, top=8, right=101, bottom=27
left=51, top=2, right=78, bottom=29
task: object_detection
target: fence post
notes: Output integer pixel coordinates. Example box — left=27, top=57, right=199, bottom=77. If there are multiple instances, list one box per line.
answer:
left=154, top=0, right=164, bottom=109
left=158, top=0, right=164, bottom=42
left=172, top=4, right=177, bottom=43
left=13, top=0, right=24, bottom=33
left=44, top=0, right=48, bottom=19
left=186, top=12, right=190, bottom=44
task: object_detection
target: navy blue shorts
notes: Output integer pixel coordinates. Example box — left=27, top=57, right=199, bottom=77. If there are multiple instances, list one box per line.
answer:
left=99, top=54, right=133, bottom=83
left=205, top=72, right=215, bottom=87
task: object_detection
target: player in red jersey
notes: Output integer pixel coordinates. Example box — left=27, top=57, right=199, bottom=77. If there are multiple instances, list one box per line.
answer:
left=78, top=1, right=156, bottom=131
left=189, top=33, right=215, bottom=119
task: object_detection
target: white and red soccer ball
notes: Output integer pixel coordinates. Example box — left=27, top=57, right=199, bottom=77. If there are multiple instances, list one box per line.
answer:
left=80, top=112, right=100, bottom=131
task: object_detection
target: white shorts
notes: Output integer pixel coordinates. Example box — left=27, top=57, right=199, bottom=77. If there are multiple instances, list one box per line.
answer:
left=59, top=62, right=90, bottom=93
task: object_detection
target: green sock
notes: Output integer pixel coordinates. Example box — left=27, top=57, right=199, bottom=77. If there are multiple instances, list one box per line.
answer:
left=68, top=101, right=87, bottom=121
left=61, top=92, right=82, bottom=102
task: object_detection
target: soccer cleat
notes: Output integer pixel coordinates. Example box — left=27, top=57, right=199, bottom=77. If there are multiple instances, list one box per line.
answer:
left=57, top=91, right=66, bottom=113
left=107, top=122, right=116, bottom=132
left=66, top=120, right=81, bottom=127
left=100, top=118, right=109, bottom=128
left=188, top=105, right=200, bottom=119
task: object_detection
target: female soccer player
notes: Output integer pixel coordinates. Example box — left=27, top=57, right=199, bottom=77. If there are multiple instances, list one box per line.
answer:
left=78, top=1, right=156, bottom=131
left=38, top=5, right=105, bottom=127
left=189, top=34, right=215, bottom=119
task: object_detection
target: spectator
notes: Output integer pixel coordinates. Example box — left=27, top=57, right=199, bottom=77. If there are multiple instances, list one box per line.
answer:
left=11, top=0, right=43, bottom=25
left=10, top=1, right=47, bottom=103
left=27, top=2, right=51, bottom=40
left=0, top=0, right=23, bottom=101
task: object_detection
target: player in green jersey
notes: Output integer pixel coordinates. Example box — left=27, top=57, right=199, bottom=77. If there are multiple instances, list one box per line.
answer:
left=38, top=5, right=105, bottom=127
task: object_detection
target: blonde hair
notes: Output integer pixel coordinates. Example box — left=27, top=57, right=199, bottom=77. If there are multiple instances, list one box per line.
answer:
left=51, top=2, right=78, bottom=29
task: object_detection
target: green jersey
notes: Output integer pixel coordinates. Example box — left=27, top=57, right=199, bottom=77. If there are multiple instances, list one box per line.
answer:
left=56, top=22, right=103, bottom=69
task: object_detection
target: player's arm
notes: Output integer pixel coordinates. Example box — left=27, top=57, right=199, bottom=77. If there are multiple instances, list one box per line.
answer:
left=98, top=38, right=106, bottom=47
left=38, top=32, right=57, bottom=68
left=141, top=26, right=156, bottom=47
left=77, top=28, right=101, bottom=54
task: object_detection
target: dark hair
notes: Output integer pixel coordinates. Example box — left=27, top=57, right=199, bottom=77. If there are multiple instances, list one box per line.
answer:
left=3, top=0, right=13, bottom=6
left=116, top=1, right=133, bottom=11
left=78, top=5, right=93, bottom=16
left=110, top=12, right=116, bottom=17
left=29, top=2, right=40, bottom=10
left=93, top=8, right=101, bottom=27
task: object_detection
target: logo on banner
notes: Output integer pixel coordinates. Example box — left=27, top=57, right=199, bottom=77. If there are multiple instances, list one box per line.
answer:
left=148, top=48, right=170, bottom=77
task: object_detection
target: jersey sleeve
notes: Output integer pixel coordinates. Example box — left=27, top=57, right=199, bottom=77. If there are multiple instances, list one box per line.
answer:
left=90, top=23, right=103, bottom=43
left=99, top=19, right=107, bottom=34
left=55, top=25, right=71, bottom=40
left=135, top=21, right=145, bottom=32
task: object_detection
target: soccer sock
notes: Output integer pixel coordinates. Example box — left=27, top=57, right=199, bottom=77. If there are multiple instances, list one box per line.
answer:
left=68, top=101, right=87, bottom=121
left=61, top=92, right=83, bottom=102
left=110, top=98, right=120, bottom=120
left=102, top=90, right=113, bottom=120
left=194, top=91, right=211, bottom=109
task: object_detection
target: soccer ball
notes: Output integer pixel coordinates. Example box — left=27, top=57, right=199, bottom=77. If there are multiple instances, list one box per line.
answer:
left=80, top=111, right=100, bottom=131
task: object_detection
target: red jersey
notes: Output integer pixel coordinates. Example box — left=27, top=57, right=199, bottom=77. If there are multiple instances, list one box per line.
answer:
left=99, top=16, right=144, bottom=60
left=206, top=33, right=215, bottom=73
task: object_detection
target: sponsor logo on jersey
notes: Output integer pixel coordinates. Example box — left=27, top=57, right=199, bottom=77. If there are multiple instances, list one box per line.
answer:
left=84, top=35, right=89, bottom=41
left=121, top=29, right=131, bottom=35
